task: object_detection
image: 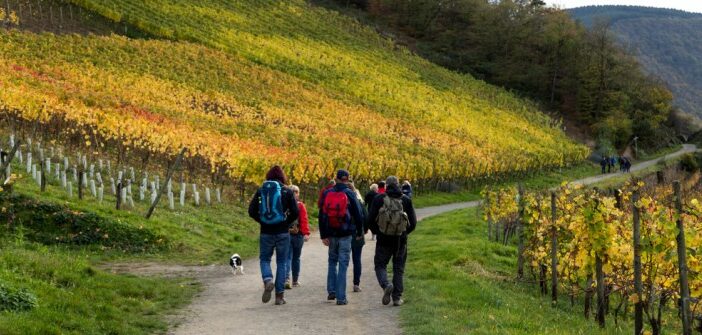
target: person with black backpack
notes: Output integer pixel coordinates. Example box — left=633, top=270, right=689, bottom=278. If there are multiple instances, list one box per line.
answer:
left=319, top=169, right=365, bottom=305
left=248, top=166, right=299, bottom=305
left=367, top=176, right=417, bottom=307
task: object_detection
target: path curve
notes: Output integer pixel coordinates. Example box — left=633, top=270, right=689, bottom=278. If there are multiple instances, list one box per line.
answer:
left=414, top=144, right=699, bottom=214
left=109, top=144, right=696, bottom=335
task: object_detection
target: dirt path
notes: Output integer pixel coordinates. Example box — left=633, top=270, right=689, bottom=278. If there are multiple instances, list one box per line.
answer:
left=167, top=201, right=462, bottom=335
left=109, top=145, right=696, bottom=335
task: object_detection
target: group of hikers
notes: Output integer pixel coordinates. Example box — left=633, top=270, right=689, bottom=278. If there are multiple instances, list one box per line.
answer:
left=600, top=155, right=632, bottom=174
left=248, top=166, right=417, bottom=306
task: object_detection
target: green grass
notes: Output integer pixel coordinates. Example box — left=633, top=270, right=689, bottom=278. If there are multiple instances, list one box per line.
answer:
left=0, top=159, right=256, bottom=333
left=0, top=240, right=199, bottom=335
left=402, top=207, right=633, bottom=334
left=637, top=144, right=683, bottom=161
left=6, top=160, right=260, bottom=265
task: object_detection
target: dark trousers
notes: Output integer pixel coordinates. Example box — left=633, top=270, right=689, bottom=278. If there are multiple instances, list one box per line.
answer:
left=352, top=242, right=363, bottom=286
left=374, top=241, right=407, bottom=300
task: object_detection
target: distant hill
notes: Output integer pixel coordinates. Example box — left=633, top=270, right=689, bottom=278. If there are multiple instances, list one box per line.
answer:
left=570, top=6, right=702, bottom=117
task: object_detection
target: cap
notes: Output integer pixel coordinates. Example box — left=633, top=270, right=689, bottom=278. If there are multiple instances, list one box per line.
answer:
left=336, top=169, right=350, bottom=181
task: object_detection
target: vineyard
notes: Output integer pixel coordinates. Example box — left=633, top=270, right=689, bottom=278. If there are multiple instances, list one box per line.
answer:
left=0, top=0, right=588, bottom=189
left=483, top=169, right=702, bottom=335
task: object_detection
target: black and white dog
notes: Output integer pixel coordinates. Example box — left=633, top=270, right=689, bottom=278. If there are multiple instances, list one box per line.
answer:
left=229, top=254, right=244, bottom=275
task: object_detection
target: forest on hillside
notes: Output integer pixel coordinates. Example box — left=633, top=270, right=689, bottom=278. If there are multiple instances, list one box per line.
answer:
left=331, top=0, right=683, bottom=153
left=570, top=6, right=702, bottom=126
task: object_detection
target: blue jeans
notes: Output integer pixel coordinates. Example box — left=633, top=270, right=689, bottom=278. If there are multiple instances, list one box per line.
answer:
left=352, top=242, right=363, bottom=286
left=285, top=234, right=305, bottom=282
left=259, top=233, right=290, bottom=294
left=327, top=235, right=352, bottom=303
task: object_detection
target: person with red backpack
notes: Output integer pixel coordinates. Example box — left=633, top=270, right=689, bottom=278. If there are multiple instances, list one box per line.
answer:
left=319, top=169, right=365, bottom=305
left=248, top=166, right=299, bottom=305
left=367, top=176, right=417, bottom=307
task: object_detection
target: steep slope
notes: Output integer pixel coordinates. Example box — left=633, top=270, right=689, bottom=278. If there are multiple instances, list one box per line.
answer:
left=570, top=6, right=702, bottom=117
left=1, top=0, right=587, bottom=184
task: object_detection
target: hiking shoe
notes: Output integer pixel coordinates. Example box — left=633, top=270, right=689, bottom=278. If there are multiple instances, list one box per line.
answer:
left=285, top=280, right=292, bottom=290
left=382, top=284, right=394, bottom=305
left=275, top=293, right=286, bottom=305
left=353, top=285, right=362, bottom=292
left=393, top=298, right=404, bottom=306
left=262, top=280, right=274, bottom=303
left=293, top=281, right=301, bottom=287
left=336, top=299, right=348, bottom=305
left=327, top=293, right=336, bottom=301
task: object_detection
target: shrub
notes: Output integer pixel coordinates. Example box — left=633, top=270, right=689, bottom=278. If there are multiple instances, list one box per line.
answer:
left=0, top=194, right=167, bottom=252
left=680, top=153, right=700, bottom=172
left=0, top=282, right=38, bottom=312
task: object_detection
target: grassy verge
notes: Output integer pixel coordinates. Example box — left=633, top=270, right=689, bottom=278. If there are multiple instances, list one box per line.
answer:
left=401, top=207, right=632, bottom=334
left=0, top=239, right=199, bottom=335
left=0, top=160, right=259, bottom=333
left=6, top=163, right=260, bottom=264
left=637, top=144, right=683, bottom=161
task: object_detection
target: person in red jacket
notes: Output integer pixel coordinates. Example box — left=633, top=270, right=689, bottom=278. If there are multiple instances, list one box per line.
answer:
left=285, top=185, right=311, bottom=288
left=377, top=181, right=386, bottom=194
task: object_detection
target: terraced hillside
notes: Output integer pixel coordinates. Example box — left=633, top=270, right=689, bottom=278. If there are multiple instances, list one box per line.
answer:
left=1, top=0, right=588, bottom=184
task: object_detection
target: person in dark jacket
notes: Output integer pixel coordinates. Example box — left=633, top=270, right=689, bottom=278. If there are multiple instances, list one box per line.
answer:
left=600, top=156, right=608, bottom=174
left=348, top=181, right=368, bottom=293
left=401, top=180, right=413, bottom=199
left=248, top=166, right=299, bottom=305
left=319, top=169, right=365, bottom=305
left=364, top=183, right=379, bottom=241
left=367, top=176, right=417, bottom=307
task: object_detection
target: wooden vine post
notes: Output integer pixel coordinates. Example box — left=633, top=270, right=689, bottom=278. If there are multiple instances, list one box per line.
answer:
left=550, top=191, right=558, bottom=304
left=516, top=184, right=525, bottom=279
left=673, top=181, right=692, bottom=335
left=632, top=188, right=643, bottom=335
left=116, top=181, right=122, bottom=210
left=40, top=163, right=46, bottom=192
left=486, top=194, right=492, bottom=241
left=595, top=192, right=605, bottom=328
left=145, top=148, right=187, bottom=219
left=596, top=254, right=605, bottom=327
left=0, top=140, right=20, bottom=181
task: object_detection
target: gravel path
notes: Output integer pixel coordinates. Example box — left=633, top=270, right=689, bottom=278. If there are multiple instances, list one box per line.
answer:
left=167, top=199, right=462, bottom=335
left=108, top=145, right=695, bottom=335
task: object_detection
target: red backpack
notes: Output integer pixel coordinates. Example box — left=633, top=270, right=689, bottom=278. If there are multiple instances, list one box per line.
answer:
left=323, top=190, right=349, bottom=229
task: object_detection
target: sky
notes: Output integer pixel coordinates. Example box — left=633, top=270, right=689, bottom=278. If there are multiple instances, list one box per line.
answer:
left=546, top=0, right=702, bottom=13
